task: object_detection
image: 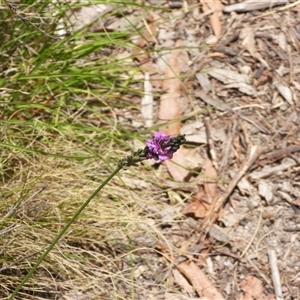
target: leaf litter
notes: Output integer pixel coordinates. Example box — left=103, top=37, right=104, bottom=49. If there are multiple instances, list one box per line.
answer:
left=124, top=1, right=300, bottom=299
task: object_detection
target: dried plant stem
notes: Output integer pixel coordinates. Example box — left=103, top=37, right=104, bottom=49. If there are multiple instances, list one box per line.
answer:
left=8, top=165, right=122, bottom=299
left=219, top=120, right=237, bottom=177
left=204, top=116, right=219, bottom=170
left=268, top=249, right=283, bottom=300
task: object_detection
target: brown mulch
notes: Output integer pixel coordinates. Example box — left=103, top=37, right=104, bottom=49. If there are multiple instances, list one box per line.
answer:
left=132, top=1, right=300, bottom=299
left=60, top=1, right=300, bottom=299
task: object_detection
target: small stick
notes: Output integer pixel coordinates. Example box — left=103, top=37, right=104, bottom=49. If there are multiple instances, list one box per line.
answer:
left=219, top=121, right=237, bottom=177
left=250, top=0, right=300, bottom=20
left=258, top=145, right=300, bottom=164
left=268, top=249, right=284, bottom=300
left=204, top=117, right=219, bottom=170
left=200, top=145, right=259, bottom=234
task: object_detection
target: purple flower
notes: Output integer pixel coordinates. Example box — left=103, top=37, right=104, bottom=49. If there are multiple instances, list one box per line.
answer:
left=118, top=133, right=186, bottom=169
left=145, top=133, right=184, bottom=162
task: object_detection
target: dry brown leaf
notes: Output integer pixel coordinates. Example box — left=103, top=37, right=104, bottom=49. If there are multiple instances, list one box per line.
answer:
left=254, top=69, right=273, bottom=87
left=159, top=93, right=181, bottom=135
left=240, top=275, right=264, bottom=300
left=177, top=261, right=225, bottom=300
left=181, top=197, right=210, bottom=218
left=159, top=39, right=188, bottom=135
left=165, top=150, right=189, bottom=181
left=201, top=0, right=223, bottom=39
left=158, top=40, right=189, bottom=179
left=166, top=148, right=203, bottom=181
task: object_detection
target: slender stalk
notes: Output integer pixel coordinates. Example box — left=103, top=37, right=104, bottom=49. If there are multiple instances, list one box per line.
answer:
left=9, top=165, right=122, bottom=299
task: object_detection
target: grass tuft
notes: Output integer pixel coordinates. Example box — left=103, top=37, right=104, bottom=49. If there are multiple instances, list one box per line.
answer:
left=0, top=1, right=172, bottom=299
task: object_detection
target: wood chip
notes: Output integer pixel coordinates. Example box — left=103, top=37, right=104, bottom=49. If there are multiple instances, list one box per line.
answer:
left=273, top=79, right=294, bottom=105
left=250, top=158, right=296, bottom=180
left=209, top=224, right=230, bottom=243
left=240, top=25, right=270, bottom=69
left=223, top=0, right=288, bottom=13
left=258, top=181, right=274, bottom=203
left=195, top=91, right=232, bottom=111
left=207, top=68, right=256, bottom=96
left=196, top=73, right=211, bottom=93
left=177, top=261, right=225, bottom=300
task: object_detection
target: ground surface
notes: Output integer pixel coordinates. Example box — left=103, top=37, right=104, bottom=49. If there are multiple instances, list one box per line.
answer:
left=3, top=1, right=300, bottom=299
left=109, top=1, right=300, bottom=299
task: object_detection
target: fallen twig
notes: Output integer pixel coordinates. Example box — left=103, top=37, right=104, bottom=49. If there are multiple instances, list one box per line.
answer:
left=250, top=0, right=300, bottom=20
left=268, top=249, right=284, bottom=300
left=258, top=145, right=300, bottom=165
left=251, top=159, right=296, bottom=180
left=219, top=121, right=237, bottom=177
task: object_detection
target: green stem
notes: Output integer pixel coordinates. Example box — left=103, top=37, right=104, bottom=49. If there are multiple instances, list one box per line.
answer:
left=9, top=165, right=122, bottom=299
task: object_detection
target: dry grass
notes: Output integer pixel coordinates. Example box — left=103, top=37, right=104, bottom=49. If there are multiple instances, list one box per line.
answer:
left=0, top=134, right=172, bottom=299
left=0, top=1, right=175, bottom=299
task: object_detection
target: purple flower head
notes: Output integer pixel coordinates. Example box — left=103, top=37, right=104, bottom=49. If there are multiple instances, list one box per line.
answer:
left=145, top=133, right=185, bottom=162
left=118, top=133, right=186, bottom=169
